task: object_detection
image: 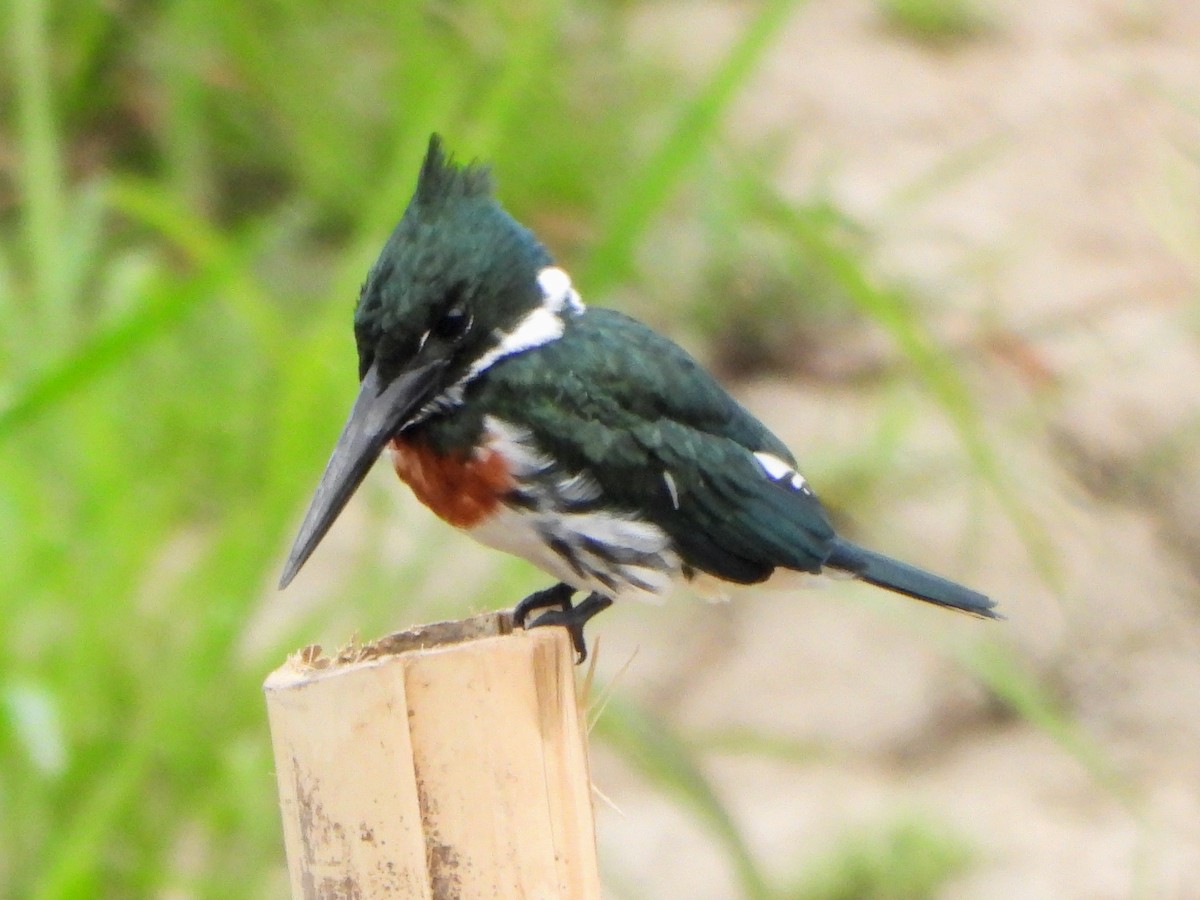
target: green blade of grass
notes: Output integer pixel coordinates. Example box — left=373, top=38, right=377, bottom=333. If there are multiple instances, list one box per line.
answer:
left=582, top=0, right=806, bottom=291
left=593, top=696, right=773, bottom=899
left=160, top=0, right=215, bottom=211
left=755, top=186, right=1057, bottom=584
left=691, top=725, right=830, bottom=766
left=0, top=178, right=287, bottom=439
left=10, top=0, right=67, bottom=348
left=949, top=637, right=1133, bottom=804
left=461, top=0, right=569, bottom=160
left=787, top=815, right=973, bottom=900
left=0, top=278, right=182, bottom=437
left=877, top=0, right=991, bottom=44
left=30, top=736, right=155, bottom=899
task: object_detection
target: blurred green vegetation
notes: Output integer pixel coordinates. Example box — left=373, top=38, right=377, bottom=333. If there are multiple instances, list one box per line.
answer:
left=788, top=817, right=972, bottom=900
left=874, top=0, right=993, bottom=43
left=0, top=0, right=1104, bottom=897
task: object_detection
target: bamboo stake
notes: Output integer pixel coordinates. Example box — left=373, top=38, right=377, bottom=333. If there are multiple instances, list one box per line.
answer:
left=264, top=611, right=600, bottom=900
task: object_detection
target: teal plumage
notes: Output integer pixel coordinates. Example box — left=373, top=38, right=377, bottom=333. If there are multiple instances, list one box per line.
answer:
left=280, top=135, right=998, bottom=660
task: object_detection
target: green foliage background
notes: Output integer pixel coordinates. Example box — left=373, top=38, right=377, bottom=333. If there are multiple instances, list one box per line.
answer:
left=0, top=1, right=1091, bottom=897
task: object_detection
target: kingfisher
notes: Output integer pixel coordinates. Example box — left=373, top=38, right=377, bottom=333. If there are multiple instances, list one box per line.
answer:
left=279, top=135, right=999, bottom=662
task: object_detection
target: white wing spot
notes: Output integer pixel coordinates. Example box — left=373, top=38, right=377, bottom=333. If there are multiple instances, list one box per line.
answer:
left=663, top=471, right=680, bottom=510
left=754, top=451, right=809, bottom=492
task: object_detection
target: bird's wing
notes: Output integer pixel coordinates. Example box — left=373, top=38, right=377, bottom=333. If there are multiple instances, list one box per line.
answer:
left=477, top=308, right=837, bottom=583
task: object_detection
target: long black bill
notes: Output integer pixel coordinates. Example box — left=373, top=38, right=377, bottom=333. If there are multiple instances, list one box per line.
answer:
left=278, top=359, right=445, bottom=589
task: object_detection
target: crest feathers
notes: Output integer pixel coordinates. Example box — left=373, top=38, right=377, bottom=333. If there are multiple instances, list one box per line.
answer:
left=415, top=134, right=493, bottom=208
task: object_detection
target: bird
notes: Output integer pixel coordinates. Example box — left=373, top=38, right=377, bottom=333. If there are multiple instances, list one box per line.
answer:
left=279, top=134, right=999, bottom=662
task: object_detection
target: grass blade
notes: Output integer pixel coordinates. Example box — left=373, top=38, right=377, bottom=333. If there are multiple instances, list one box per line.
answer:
left=10, top=0, right=67, bottom=347
left=593, top=696, right=773, bottom=899
left=756, top=187, right=1057, bottom=583
left=583, top=0, right=806, bottom=291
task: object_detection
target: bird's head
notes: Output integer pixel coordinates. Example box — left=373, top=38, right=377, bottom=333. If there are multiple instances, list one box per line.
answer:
left=280, top=134, right=581, bottom=587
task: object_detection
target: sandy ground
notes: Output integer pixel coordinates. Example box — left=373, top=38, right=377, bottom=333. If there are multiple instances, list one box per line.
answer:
left=580, top=2, right=1200, bottom=897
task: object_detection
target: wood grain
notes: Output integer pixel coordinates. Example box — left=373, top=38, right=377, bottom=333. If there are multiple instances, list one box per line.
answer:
left=264, top=612, right=599, bottom=899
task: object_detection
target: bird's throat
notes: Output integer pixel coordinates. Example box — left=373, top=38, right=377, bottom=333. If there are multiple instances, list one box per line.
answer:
left=388, top=436, right=514, bottom=528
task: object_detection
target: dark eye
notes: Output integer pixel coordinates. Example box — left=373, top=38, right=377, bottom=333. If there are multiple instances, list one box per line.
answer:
left=432, top=304, right=471, bottom=342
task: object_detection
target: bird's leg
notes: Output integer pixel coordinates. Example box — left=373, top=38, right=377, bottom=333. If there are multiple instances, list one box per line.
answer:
left=524, top=592, right=613, bottom=665
left=512, top=582, right=576, bottom=629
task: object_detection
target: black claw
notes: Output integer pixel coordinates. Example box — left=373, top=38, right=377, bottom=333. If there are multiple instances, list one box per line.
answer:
left=525, top=593, right=613, bottom=664
left=513, top=582, right=576, bottom=628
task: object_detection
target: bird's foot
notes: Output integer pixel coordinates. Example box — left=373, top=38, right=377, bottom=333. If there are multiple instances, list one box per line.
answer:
left=513, top=582, right=576, bottom=628
left=524, top=592, right=613, bottom=665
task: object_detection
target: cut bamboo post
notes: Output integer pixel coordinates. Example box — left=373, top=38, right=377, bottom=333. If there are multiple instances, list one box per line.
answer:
left=264, top=611, right=600, bottom=899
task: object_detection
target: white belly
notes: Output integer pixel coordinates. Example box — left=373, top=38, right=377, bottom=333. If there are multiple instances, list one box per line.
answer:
left=468, top=504, right=682, bottom=603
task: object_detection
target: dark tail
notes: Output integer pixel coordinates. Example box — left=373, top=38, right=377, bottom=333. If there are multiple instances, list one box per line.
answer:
left=826, top=537, right=1000, bottom=619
